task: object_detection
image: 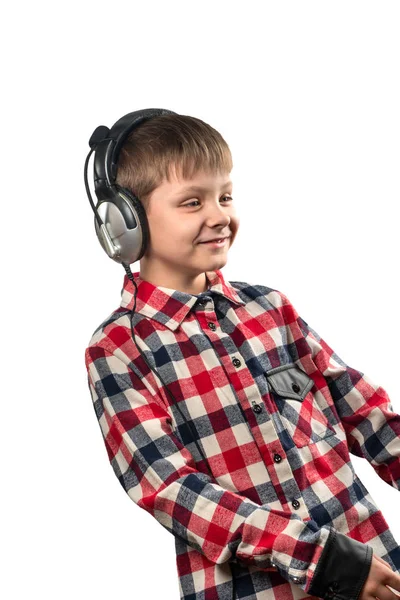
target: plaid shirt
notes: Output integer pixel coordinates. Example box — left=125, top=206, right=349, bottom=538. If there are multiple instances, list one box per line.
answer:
left=84, top=268, right=400, bottom=600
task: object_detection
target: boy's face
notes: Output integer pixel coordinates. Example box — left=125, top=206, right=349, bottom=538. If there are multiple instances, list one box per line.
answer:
left=139, top=165, right=240, bottom=294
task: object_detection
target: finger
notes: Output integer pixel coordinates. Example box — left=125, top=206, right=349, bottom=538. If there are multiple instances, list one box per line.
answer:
left=375, top=555, right=393, bottom=570
left=386, top=585, right=400, bottom=599
left=376, top=559, right=400, bottom=595
left=373, top=553, right=400, bottom=589
left=376, top=583, right=400, bottom=600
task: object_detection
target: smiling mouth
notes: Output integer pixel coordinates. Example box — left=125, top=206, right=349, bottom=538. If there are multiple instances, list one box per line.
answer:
left=200, top=237, right=229, bottom=246
left=199, top=236, right=230, bottom=244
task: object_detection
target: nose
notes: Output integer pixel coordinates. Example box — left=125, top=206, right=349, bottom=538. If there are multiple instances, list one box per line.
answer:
left=204, top=200, right=231, bottom=227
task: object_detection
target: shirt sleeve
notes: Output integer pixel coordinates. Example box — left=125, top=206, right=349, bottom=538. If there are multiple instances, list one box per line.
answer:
left=85, top=342, right=359, bottom=594
left=279, top=290, right=400, bottom=492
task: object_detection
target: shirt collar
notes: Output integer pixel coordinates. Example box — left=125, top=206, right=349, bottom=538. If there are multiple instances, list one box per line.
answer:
left=120, top=268, right=246, bottom=331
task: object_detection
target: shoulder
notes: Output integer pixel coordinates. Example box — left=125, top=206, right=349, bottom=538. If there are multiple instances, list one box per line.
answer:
left=227, top=278, right=304, bottom=330
left=85, top=305, right=130, bottom=349
left=84, top=307, right=168, bottom=403
left=227, top=278, right=291, bottom=310
left=84, top=305, right=142, bottom=372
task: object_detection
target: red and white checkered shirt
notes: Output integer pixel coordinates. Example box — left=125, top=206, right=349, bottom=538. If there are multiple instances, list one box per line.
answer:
left=84, top=268, right=400, bottom=600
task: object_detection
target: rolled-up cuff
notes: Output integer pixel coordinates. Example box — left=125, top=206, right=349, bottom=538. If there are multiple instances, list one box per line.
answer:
left=308, top=528, right=373, bottom=600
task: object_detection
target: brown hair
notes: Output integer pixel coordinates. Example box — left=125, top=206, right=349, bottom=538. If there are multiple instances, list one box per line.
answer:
left=115, top=113, right=233, bottom=211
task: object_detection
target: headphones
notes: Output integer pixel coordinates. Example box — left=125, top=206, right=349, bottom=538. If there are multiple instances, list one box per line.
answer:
left=86, top=107, right=176, bottom=264
left=84, top=109, right=238, bottom=597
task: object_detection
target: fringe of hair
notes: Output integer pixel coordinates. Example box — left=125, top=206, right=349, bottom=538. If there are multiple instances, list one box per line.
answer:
left=115, top=113, right=233, bottom=210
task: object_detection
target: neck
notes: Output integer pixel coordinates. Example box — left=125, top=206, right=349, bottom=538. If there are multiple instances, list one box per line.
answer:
left=139, top=259, right=210, bottom=294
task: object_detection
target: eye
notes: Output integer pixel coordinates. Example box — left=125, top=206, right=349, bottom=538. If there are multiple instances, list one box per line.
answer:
left=183, top=196, right=233, bottom=208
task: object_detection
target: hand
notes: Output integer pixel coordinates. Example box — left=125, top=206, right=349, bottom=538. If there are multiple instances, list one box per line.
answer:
left=359, top=553, right=400, bottom=600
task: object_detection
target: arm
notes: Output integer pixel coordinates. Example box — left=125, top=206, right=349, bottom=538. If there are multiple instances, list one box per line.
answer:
left=279, top=291, right=400, bottom=491
left=85, top=343, right=372, bottom=598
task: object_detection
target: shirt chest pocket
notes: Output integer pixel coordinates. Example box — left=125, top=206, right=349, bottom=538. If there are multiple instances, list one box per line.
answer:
left=265, top=363, right=336, bottom=447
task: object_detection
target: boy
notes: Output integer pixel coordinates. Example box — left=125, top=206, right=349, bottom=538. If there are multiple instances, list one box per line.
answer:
left=84, top=110, right=400, bottom=600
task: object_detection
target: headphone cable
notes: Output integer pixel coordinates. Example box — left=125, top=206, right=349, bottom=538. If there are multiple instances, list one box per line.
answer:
left=121, top=261, right=215, bottom=481
left=120, top=261, right=238, bottom=599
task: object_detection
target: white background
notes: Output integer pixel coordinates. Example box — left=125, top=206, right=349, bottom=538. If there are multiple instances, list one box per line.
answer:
left=2, top=1, right=400, bottom=598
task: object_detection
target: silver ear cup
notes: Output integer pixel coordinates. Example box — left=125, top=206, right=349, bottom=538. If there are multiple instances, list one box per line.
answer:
left=94, top=192, right=145, bottom=264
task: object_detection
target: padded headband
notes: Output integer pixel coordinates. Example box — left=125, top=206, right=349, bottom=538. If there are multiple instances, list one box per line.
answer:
left=92, top=108, right=177, bottom=200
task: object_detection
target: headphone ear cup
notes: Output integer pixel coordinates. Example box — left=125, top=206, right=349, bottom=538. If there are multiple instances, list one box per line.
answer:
left=94, top=186, right=150, bottom=264
left=123, top=188, right=150, bottom=259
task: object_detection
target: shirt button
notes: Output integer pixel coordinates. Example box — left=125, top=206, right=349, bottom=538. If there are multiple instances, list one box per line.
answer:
left=292, top=383, right=301, bottom=393
left=232, top=357, right=241, bottom=367
left=327, top=582, right=338, bottom=594
left=273, top=453, right=282, bottom=463
left=198, top=296, right=211, bottom=306
left=292, top=499, right=300, bottom=509
left=253, top=404, right=262, bottom=414
left=208, top=322, right=216, bottom=331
